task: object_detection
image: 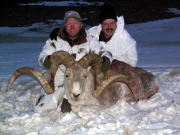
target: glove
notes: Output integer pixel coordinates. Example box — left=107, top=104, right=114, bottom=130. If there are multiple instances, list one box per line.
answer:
left=100, top=56, right=110, bottom=73
left=49, top=27, right=60, bottom=40
left=43, top=55, right=51, bottom=69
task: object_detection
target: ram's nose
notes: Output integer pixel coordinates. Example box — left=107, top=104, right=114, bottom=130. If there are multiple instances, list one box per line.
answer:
left=72, top=82, right=81, bottom=99
left=73, top=94, right=80, bottom=98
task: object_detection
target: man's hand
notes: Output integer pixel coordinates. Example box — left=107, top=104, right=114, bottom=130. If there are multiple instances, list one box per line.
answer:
left=49, top=27, right=60, bottom=40
left=43, top=55, right=51, bottom=69
left=100, top=56, right=110, bottom=73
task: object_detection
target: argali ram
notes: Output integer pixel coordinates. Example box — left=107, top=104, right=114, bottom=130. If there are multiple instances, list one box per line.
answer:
left=7, top=51, right=159, bottom=114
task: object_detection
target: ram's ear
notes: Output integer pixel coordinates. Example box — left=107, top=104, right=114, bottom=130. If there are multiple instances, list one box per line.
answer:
left=87, top=66, right=92, bottom=71
left=59, top=65, right=66, bottom=73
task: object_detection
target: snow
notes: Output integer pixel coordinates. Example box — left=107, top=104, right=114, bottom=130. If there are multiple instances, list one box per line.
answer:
left=0, top=1, right=180, bottom=135
left=19, top=1, right=103, bottom=6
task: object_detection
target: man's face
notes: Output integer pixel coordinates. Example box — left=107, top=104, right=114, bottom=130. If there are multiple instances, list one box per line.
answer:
left=65, top=18, right=82, bottom=39
left=101, top=19, right=117, bottom=39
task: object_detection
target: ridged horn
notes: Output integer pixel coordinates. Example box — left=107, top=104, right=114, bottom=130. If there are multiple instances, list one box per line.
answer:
left=93, top=74, right=138, bottom=100
left=45, top=50, right=76, bottom=91
left=78, top=53, right=103, bottom=68
left=6, top=67, right=54, bottom=94
left=50, top=50, right=75, bottom=68
left=78, top=53, right=104, bottom=87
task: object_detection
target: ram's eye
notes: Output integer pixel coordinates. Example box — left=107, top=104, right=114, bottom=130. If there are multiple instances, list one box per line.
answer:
left=66, top=75, right=69, bottom=78
left=84, top=75, right=87, bottom=78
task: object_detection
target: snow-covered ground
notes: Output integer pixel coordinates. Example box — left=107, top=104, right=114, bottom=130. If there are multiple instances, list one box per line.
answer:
left=19, top=0, right=103, bottom=6
left=0, top=1, right=180, bottom=134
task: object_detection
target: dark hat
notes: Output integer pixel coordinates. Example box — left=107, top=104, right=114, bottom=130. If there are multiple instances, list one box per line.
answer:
left=64, top=11, right=81, bottom=22
left=99, top=3, right=117, bottom=24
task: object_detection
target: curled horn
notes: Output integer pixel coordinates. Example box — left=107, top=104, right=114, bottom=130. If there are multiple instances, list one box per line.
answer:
left=78, top=53, right=104, bottom=87
left=7, top=51, right=75, bottom=95
left=79, top=54, right=138, bottom=100
left=6, top=67, right=54, bottom=94
left=50, top=50, right=75, bottom=68
left=78, top=53, right=103, bottom=68
left=47, top=50, right=75, bottom=90
left=93, top=74, right=138, bottom=100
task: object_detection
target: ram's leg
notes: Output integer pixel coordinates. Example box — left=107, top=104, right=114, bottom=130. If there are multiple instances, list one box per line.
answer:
left=61, top=98, right=71, bottom=113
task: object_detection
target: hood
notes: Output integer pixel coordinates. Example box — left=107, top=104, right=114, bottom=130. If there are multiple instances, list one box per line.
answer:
left=87, top=16, right=125, bottom=41
left=110, top=16, right=125, bottom=40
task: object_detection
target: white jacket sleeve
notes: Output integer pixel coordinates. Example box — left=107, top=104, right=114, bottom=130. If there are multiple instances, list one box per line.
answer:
left=38, top=39, right=56, bottom=67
